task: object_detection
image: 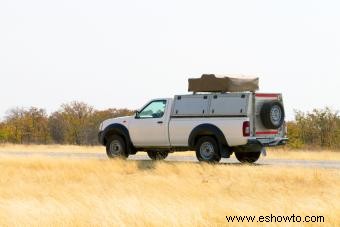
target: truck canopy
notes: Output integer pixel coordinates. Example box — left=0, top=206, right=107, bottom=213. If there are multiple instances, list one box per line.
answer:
left=172, top=93, right=250, bottom=117
left=188, top=74, right=259, bottom=93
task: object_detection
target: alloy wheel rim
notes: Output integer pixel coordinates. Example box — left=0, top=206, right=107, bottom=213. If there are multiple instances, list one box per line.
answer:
left=270, top=105, right=282, bottom=126
left=109, top=140, right=123, bottom=156
left=200, top=142, right=215, bottom=159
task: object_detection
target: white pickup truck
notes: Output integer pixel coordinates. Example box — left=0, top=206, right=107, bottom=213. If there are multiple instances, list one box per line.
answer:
left=98, top=86, right=287, bottom=163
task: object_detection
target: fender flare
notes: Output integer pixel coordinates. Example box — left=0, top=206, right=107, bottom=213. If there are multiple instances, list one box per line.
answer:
left=99, top=123, right=136, bottom=154
left=188, top=124, right=228, bottom=150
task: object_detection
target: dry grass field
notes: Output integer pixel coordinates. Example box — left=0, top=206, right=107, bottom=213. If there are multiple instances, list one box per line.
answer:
left=265, top=148, right=340, bottom=161
left=0, top=156, right=339, bottom=226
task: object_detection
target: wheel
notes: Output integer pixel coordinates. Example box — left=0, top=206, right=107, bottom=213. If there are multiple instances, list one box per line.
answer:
left=235, top=151, right=261, bottom=163
left=106, top=135, right=129, bottom=159
left=195, top=136, right=221, bottom=163
left=260, top=101, right=285, bottom=129
left=147, top=150, right=169, bottom=160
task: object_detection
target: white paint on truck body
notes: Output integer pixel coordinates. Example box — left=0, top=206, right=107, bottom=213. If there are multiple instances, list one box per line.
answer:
left=169, top=117, right=248, bottom=147
left=128, top=98, right=172, bottom=147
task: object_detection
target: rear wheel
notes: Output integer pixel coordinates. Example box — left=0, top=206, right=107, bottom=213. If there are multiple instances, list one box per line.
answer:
left=147, top=151, right=169, bottom=160
left=106, top=135, right=129, bottom=159
left=195, top=136, right=221, bottom=163
left=234, top=151, right=261, bottom=163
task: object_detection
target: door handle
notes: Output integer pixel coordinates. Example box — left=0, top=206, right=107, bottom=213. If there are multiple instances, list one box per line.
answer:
left=157, top=121, right=163, bottom=124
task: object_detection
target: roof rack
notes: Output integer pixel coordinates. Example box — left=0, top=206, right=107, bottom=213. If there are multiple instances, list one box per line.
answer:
left=188, top=74, right=259, bottom=93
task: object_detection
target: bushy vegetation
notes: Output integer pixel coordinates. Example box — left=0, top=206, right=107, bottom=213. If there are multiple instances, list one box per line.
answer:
left=287, top=108, right=340, bottom=150
left=0, top=102, right=134, bottom=145
left=0, top=103, right=339, bottom=149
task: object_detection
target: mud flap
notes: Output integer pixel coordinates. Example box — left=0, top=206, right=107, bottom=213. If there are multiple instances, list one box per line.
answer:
left=261, top=147, right=267, bottom=157
left=220, top=145, right=231, bottom=158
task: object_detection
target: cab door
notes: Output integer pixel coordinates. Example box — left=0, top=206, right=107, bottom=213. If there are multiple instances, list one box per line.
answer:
left=129, top=100, right=170, bottom=147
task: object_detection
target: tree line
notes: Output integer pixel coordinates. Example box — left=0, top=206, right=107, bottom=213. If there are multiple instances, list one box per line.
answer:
left=0, top=103, right=339, bottom=149
left=0, top=102, right=134, bottom=145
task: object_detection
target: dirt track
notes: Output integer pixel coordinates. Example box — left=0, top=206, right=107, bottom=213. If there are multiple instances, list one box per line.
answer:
left=1, top=151, right=339, bottom=169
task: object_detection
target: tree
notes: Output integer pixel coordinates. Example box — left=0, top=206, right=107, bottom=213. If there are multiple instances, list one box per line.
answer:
left=294, top=108, right=340, bottom=149
left=286, top=121, right=303, bottom=149
left=4, top=107, right=49, bottom=144
left=47, top=103, right=134, bottom=145
left=48, top=111, right=67, bottom=144
left=4, top=108, right=26, bottom=143
left=59, top=101, right=94, bottom=145
left=0, top=122, right=9, bottom=142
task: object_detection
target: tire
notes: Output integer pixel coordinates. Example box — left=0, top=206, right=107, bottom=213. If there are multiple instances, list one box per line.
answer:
left=147, top=150, right=169, bottom=160
left=260, top=101, right=285, bottom=129
left=235, top=151, right=261, bottom=163
left=106, top=135, right=129, bottom=159
left=195, top=136, right=221, bottom=163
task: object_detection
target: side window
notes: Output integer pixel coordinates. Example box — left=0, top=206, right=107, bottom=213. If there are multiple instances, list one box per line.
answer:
left=137, top=100, right=167, bottom=119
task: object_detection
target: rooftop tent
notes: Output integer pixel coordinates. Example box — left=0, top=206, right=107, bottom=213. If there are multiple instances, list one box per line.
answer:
left=188, top=74, right=259, bottom=92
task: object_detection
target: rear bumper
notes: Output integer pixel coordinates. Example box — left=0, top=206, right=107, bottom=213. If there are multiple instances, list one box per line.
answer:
left=232, top=137, right=288, bottom=153
left=248, top=137, right=288, bottom=147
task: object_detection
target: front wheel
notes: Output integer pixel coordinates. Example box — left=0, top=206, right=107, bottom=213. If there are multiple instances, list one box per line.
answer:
left=147, top=151, right=169, bottom=160
left=195, top=136, right=221, bottom=163
left=234, top=151, right=261, bottom=163
left=106, top=135, right=129, bottom=159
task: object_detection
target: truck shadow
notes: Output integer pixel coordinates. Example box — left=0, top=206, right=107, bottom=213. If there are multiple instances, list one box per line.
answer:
left=136, top=160, right=157, bottom=170
left=133, top=159, right=264, bottom=170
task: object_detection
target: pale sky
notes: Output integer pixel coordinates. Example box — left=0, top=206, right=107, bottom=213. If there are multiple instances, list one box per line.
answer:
left=0, top=0, right=339, bottom=120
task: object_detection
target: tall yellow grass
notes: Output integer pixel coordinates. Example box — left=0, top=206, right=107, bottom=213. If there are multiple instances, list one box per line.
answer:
left=0, top=156, right=339, bottom=226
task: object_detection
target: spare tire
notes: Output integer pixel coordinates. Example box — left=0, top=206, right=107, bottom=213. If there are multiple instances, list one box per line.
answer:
left=260, top=101, right=285, bottom=129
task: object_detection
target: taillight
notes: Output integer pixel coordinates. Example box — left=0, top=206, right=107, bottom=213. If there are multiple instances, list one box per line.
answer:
left=243, top=121, right=250, bottom=137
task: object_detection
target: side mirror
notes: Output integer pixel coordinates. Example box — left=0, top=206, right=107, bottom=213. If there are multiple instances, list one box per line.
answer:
left=135, top=110, right=140, bottom=118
